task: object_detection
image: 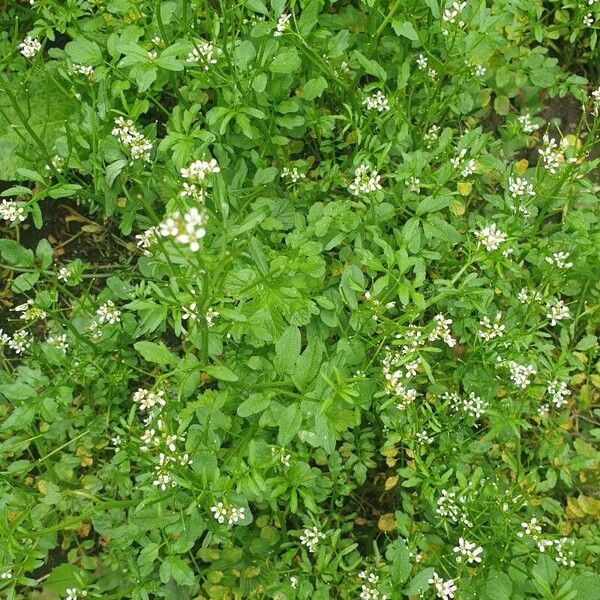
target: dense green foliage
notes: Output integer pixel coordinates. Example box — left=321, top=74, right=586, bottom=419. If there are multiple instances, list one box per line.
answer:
left=0, top=1, right=599, bottom=599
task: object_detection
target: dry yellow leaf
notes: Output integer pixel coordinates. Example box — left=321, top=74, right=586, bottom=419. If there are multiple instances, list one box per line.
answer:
left=385, top=476, right=399, bottom=491
left=378, top=513, right=396, bottom=532
left=515, top=159, right=529, bottom=175
left=457, top=181, right=472, bottom=196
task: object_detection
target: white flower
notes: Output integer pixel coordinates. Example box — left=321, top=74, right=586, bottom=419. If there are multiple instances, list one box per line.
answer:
left=300, top=526, right=325, bottom=553
left=111, top=117, right=153, bottom=163
left=46, top=333, right=68, bottom=353
left=133, top=388, right=166, bottom=412
left=478, top=312, right=505, bottom=341
left=507, top=361, right=536, bottom=389
left=424, top=124, right=440, bottom=148
left=274, top=13, right=292, bottom=36
left=538, top=134, right=569, bottom=174
left=13, top=299, right=47, bottom=321
left=205, top=307, right=219, bottom=327
left=518, top=517, right=542, bottom=539
left=72, top=64, right=94, bottom=77
left=545, top=251, right=573, bottom=269
left=508, top=177, right=535, bottom=198
left=474, top=223, right=507, bottom=251
left=453, top=537, right=483, bottom=564
left=428, top=571, right=457, bottom=600
left=348, top=164, right=382, bottom=196
left=211, top=501, right=227, bottom=523
left=517, top=287, right=542, bottom=304
left=19, top=35, right=41, bottom=58
left=180, top=158, right=220, bottom=182
left=442, top=1, right=467, bottom=31
left=210, top=502, right=245, bottom=525
left=517, top=113, right=539, bottom=134
left=416, top=54, right=428, bottom=70
left=96, top=300, right=121, bottom=325
left=290, top=575, right=298, bottom=589
left=415, top=430, right=434, bottom=445
left=406, top=176, right=421, bottom=192
left=547, top=380, right=570, bottom=408
left=0, top=199, right=26, bottom=223
left=186, top=41, right=219, bottom=68
left=0, top=570, right=12, bottom=580
left=8, top=330, right=32, bottom=355
left=546, top=299, right=570, bottom=326
left=159, top=207, right=207, bottom=252
left=473, top=63, right=486, bottom=77
left=362, top=90, right=390, bottom=112
left=583, top=13, right=594, bottom=26
left=135, top=225, right=160, bottom=255
left=428, top=313, right=456, bottom=347
left=461, top=392, right=487, bottom=419
left=281, top=166, right=306, bottom=182
left=65, top=589, right=87, bottom=600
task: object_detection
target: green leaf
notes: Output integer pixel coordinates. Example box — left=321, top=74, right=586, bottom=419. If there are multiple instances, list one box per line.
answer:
left=274, top=325, right=301, bottom=375
left=416, top=194, right=451, bottom=215
left=160, top=557, right=195, bottom=586
left=48, top=184, right=82, bottom=199
left=252, top=167, right=278, bottom=186
left=270, top=48, right=302, bottom=74
left=277, top=404, right=302, bottom=445
left=352, top=51, right=387, bottom=81
left=133, top=341, right=176, bottom=366
left=298, top=0, right=321, bottom=36
left=406, top=568, right=435, bottom=595
left=237, top=393, right=270, bottom=417
left=392, top=20, right=419, bottom=41
left=65, top=38, right=103, bottom=65
left=0, top=239, right=35, bottom=267
left=205, top=365, right=239, bottom=382
left=303, top=76, right=328, bottom=101
left=571, top=575, right=600, bottom=600
left=36, top=239, right=53, bottom=269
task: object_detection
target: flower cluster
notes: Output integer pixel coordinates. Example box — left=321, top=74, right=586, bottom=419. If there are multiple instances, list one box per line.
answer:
left=546, top=298, right=570, bottom=326
left=428, top=572, right=457, bottom=600
left=442, top=1, right=467, bottom=34
left=210, top=502, right=246, bottom=525
left=133, top=387, right=166, bottom=412
left=281, top=166, right=306, bottom=182
left=547, top=380, right=570, bottom=408
left=111, top=117, right=153, bottom=163
left=46, top=333, right=68, bottom=354
left=186, top=41, right=219, bottom=68
left=72, top=64, right=94, bottom=77
left=538, top=134, right=570, bottom=174
left=362, top=90, right=390, bottom=112
left=300, top=526, right=326, bottom=553
left=96, top=300, right=121, bottom=325
left=545, top=251, right=573, bottom=269
left=474, top=223, right=507, bottom=251
left=0, top=199, right=26, bottom=223
left=450, top=149, right=476, bottom=177
left=453, top=537, right=483, bottom=564
left=274, top=13, right=292, bottom=36
left=158, top=207, right=207, bottom=252
left=507, top=360, right=537, bottom=389
left=65, top=589, right=87, bottom=600
left=518, top=113, right=539, bottom=134
left=135, top=225, right=160, bottom=255
left=478, top=312, right=505, bottom=341
left=444, top=391, right=488, bottom=420
left=19, top=35, right=41, bottom=58
left=358, top=570, right=388, bottom=600
left=428, top=314, right=457, bottom=347
left=0, top=329, right=32, bottom=355
left=13, top=299, right=47, bottom=321
left=348, top=164, right=382, bottom=196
